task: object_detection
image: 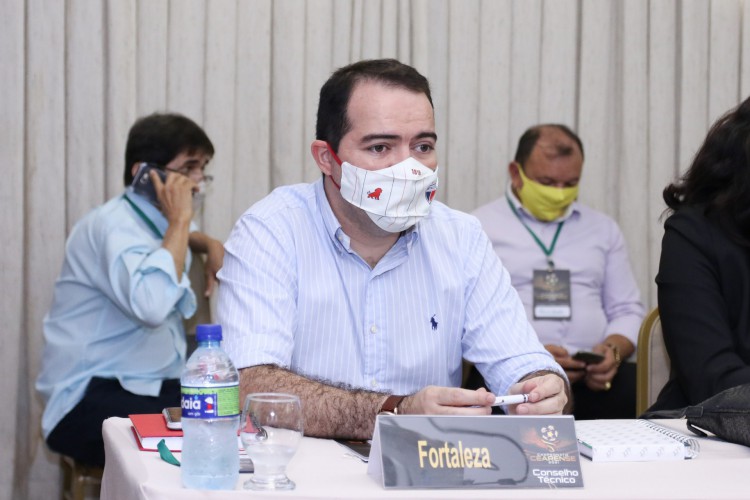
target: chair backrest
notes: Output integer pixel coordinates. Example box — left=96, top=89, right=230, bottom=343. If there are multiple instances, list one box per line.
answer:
left=184, top=252, right=212, bottom=329
left=636, top=307, right=670, bottom=415
left=183, top=252, right=212, bottom=354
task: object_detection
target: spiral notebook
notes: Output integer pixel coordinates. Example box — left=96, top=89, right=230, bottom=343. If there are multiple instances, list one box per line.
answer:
left=575, top=419, right=700, bottom=462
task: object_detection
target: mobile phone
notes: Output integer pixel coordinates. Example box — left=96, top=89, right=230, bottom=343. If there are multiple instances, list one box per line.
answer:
left=572, top=351, right=605, bottom=365
left=132, top=162, right=167, bottom=206
left=334, top=439, right=371, bottom=462
left=163, top=407, right=182, bottom=430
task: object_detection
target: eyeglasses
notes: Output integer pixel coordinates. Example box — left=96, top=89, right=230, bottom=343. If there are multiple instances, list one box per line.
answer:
left=166, top=165, right=214, bottom=186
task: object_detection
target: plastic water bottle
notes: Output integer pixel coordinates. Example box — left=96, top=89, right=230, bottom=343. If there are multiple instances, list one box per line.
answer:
left=181, top=324, right=240, bottom=490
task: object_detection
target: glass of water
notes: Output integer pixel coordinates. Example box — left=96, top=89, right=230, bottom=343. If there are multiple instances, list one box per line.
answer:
left=240, top=393, right=304, bottom=490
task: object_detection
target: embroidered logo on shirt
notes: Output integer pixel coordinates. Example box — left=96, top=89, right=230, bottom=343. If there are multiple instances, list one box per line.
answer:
left=367, top=188, right=383, bottom=200
left=430, top=315, right=438, bottom=330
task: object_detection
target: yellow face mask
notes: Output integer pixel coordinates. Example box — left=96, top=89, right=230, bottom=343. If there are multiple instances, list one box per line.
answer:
left=516, top=165, right=579, bottom=221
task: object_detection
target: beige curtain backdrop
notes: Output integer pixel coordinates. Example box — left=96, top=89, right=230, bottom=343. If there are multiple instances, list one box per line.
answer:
left=2, top=0, right=749, bottom=497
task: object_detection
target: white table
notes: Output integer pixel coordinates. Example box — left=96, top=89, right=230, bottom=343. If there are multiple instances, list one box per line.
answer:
left=101, top=417, right=750, bottom=499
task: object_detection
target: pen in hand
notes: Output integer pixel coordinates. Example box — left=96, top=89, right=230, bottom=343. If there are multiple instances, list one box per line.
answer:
left=493, top=394, right=530, bottom=406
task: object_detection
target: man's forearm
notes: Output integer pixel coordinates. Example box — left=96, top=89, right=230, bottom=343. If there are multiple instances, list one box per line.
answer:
left=187, top=231, right=224, bottom=296
left=162, top=218, right=191, bottom=277
left=188, top=231, right=211, bottom=253
left=240, top=364, right=390, bottom=440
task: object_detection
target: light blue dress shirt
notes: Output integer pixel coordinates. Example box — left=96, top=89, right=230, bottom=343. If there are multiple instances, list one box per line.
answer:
left=218, top=179, right=561, bottom=399
left=36, top=187, right=197, bottom=438
left=472, top=186, right=645, bottom=354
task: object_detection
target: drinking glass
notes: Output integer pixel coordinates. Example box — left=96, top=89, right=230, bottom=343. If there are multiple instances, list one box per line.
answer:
left=240, top=393, right=304, bottom=490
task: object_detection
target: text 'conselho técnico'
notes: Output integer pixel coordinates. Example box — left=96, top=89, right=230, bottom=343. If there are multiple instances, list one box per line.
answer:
left=417, top=440, right=491, bottom=469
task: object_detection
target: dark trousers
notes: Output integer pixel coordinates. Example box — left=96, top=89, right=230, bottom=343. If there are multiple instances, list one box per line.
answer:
left=46, top=377, right=181, bottom=467
left=571, top=361, right=637, bottom=420
left=463, top=361, right=637, bottom=419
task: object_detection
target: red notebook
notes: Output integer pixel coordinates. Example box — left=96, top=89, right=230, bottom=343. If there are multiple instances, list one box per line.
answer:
left=129, top=413, right=183, bottom=452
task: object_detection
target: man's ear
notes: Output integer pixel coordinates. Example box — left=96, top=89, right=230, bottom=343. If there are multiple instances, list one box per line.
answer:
left=130, top=162, right=142, bottom=180
left=311, top=140, right=335, bottom=176
left=508, top=161, right=522, bottom=192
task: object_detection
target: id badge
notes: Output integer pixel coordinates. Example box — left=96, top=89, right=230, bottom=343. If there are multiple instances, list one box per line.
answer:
left=532, top=269, right=571, bottom=319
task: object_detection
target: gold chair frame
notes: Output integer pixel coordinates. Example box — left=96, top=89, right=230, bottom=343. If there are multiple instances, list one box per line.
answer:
left=636, top=307, right=670, bottom=415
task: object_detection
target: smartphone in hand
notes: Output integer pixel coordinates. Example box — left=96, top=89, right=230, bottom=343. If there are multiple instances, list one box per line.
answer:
left=572, top=351, right=605, bottom=365
left=132, top=162, right=167, bottom=206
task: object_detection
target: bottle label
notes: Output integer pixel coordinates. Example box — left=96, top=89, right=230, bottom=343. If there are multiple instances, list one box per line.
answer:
left=181, top=384, right=239, bottom=419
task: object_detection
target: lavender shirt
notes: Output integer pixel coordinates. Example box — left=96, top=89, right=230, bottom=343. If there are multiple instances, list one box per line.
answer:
left=472, top=187, right=644, bottom=355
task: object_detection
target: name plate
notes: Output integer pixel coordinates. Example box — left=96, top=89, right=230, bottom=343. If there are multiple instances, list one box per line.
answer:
left=367, top=415, right=582, bottom=489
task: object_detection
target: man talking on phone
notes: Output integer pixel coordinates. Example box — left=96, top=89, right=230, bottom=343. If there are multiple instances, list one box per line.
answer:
left=36, top=112, right=224, bottom=467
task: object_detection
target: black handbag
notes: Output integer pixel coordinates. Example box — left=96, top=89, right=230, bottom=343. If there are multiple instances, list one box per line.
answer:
left=640, top=383, right=750, bottom=448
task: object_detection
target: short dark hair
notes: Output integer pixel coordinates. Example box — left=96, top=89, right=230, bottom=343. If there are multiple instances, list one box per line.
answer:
left=315, top=59, right=433, bottom=153
left=513, top=124, right=584, bottom=166
left=663, top=96, right=750, bottom=245
left=123, top=113, right=214, bottom=186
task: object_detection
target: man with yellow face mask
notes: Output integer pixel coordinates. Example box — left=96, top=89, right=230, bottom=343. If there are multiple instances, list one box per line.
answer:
left=472, top=124, right=644, bottom=420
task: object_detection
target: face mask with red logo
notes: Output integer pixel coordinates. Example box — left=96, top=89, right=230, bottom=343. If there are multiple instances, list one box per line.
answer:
left=327, top=145, right=439, bottom=233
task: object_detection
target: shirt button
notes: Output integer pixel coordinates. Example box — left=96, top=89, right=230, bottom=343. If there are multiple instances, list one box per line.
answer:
left=371, top=379, right=378, bottom=388
left=370, top=325, right=378, bottom=334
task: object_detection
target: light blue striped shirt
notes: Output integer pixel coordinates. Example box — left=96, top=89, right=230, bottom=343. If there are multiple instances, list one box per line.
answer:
left=36, top=187, right=196, bottom=437
left=218, top=179, right=561, bottom=398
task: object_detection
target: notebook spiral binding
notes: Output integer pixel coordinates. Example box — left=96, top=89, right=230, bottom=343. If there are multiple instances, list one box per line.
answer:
left=636, top=419, right=701, bottom=459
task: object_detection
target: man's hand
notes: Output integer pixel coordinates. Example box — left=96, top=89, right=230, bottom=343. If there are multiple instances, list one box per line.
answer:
left=398, top=386, right=495, bottom=416
left=152, top=170, right=195, bottom=276
left=583, top=343, right=619, bottom=391
left=505, top=372, right=568, bottom=415
left=152, top=169, right=195, bottom=225
left=545, top=344, right=586, bottom=384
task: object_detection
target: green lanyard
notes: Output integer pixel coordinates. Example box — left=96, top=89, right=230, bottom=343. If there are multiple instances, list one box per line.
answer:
left=507, top=197, right=563, bottom=270
left=123, top=194, right=163, bottom=239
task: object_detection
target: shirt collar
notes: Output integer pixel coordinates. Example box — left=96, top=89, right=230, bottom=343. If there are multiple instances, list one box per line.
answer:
left=505, top=182, right=580, bottom=223
left=315, top=179, right=350, bottom=253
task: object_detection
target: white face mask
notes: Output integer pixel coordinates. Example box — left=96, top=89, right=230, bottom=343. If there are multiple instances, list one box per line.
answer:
left=337, top=156, right=439, bottom=232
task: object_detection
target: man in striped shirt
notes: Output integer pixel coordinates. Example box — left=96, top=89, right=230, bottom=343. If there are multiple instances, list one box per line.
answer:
left=218, top=59, right=568, bottom=440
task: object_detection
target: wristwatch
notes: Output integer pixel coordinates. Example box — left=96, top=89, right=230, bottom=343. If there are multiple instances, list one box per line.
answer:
left=378, top=395, right=406, bottom=415
left=606, top=343, right=621, bottom=366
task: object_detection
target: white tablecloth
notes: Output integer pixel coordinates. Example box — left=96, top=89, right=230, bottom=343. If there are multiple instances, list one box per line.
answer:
left=101, top=417, right=750, bottom=499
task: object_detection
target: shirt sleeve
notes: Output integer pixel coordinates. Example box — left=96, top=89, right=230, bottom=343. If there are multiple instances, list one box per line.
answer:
left=217, top=212, right=297, bottom=370
left=602, top=221, right=646, bottom=346
left=92, top=214, right=196, bottom=327
left=460, top=217, right=565, bottom=396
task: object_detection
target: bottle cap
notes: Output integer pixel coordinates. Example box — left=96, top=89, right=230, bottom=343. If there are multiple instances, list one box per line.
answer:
left=195, top=324, right=223, bottom=342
